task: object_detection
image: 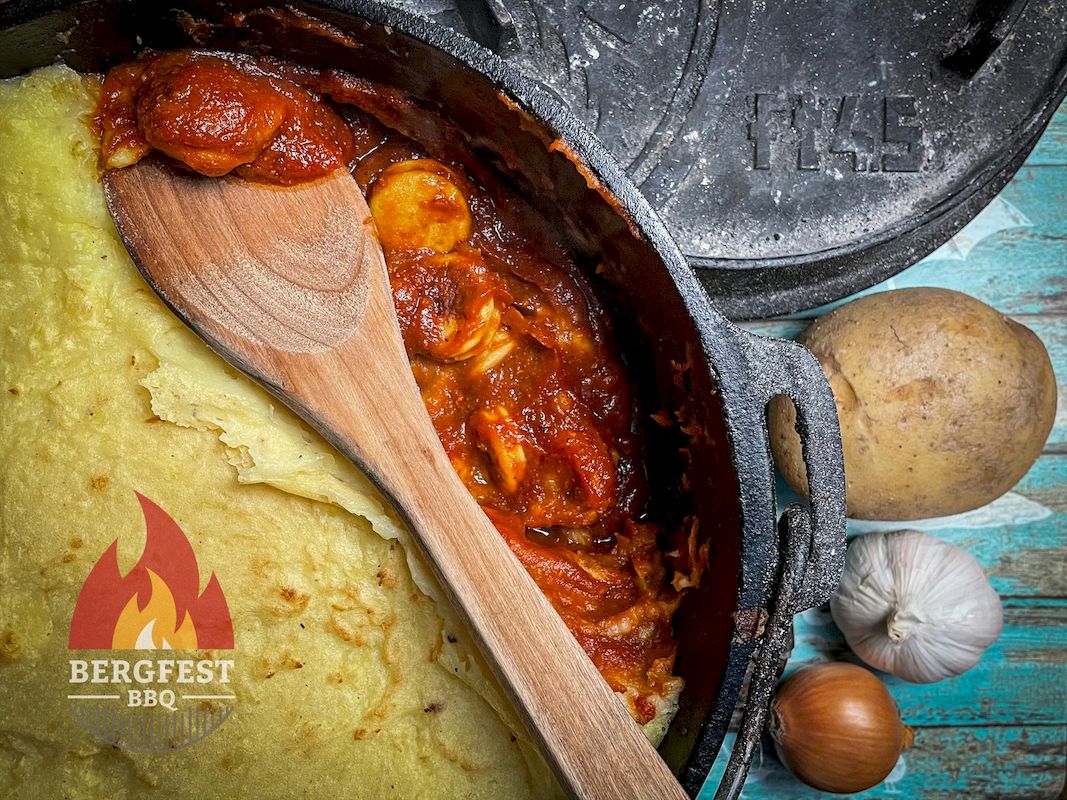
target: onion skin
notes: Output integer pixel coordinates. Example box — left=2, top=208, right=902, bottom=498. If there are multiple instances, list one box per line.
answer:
left=769, top=663, right=913, bottom=794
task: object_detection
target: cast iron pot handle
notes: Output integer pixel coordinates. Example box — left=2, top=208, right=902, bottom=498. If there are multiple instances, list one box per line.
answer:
left=714, top=331, right=847, bottom=800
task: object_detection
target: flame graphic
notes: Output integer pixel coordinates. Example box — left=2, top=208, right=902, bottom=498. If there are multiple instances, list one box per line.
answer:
left=69, top=493, right=234, bottom=650
left=112, top=569, right=199, bottom=649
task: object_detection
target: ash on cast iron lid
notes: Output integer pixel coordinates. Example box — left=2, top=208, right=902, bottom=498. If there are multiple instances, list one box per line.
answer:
left=406, top=0, right=1067, bottom=319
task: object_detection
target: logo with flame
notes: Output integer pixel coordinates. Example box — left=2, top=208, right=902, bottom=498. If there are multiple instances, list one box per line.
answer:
left=69, top=493, right=233, bottom=650
left=67, top=493, right=236, bottom=752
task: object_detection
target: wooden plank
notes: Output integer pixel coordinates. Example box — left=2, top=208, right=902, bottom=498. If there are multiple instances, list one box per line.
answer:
left=846, top=457, right=1067, bottom=599
left=855, top=247, right=1067, bottom=316
left=741, top=316, right=1067, bottom=453
left=1026, top=103, right=1067, bottom=166
left=787, top=599, right=1067, bottom=726
left=700, top=725, right=1066, bottom=799
left=740, top=319, right=812, bottom=338
left=765, top=456, right=1067, bottom=599
left=769, top=166, right=1067, bottom=317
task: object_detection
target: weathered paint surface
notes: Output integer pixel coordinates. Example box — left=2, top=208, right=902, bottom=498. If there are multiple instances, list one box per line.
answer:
left=1030, top=109, right=1067, bottom=166
left=787, top=599, right=1067, bottom=726
left=706, top=727, right=1066, bottom=800
left=698, top=102, right=1067, bottom=799
left=764, top=457, right=1067, bottom=597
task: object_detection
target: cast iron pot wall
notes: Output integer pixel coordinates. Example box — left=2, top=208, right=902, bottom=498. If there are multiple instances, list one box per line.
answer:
left=0, top=1, right=846, bottom=795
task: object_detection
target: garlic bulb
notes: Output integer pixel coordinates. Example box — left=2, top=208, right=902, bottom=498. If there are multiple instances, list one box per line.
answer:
left=829, top=530, right=1003, bottom=683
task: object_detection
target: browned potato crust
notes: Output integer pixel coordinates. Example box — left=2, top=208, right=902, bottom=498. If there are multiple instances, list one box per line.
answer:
left=769, top=288, right=1057, bottom=519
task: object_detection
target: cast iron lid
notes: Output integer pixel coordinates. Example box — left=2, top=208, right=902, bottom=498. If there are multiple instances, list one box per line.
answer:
left=401, top=0, right=1067, bottom=318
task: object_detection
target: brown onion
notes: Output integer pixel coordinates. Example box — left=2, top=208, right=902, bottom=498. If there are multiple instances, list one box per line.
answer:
left=769, top=663, right=913, bottom=794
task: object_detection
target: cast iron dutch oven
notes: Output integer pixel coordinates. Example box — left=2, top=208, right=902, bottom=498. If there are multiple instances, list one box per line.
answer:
left=0, top=1, right=847, bottom=796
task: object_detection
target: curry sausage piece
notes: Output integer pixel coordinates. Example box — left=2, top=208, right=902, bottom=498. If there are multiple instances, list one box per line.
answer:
left=552, top=427, right=617, bottom=513
left=466, top=327, right=518, bottom=376
left=470, top=406, right=529, bottom=494
left=133, top=54, right=290, bottom=176
left=390, top=250, right=509, bottom=363
left=98, top=51, right=354, bottom=183
left=369, top=159, right=473, bottom=253
left=98, top=62, right=153, bottom=169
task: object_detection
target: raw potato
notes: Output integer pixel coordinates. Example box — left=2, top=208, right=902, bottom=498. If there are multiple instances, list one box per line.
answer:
left=769, top=288, right=1057, bottom=519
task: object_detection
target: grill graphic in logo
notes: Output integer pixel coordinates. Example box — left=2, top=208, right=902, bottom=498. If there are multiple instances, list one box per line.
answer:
left=67, top=492, right=236, bottom=751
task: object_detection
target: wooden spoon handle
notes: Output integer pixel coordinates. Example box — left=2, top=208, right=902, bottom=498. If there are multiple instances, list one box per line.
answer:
left=276, top=275, right=689, bottom=800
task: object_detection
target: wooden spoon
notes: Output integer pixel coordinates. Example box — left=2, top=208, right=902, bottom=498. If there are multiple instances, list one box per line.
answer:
left=104, top=159, right=689, bottom=800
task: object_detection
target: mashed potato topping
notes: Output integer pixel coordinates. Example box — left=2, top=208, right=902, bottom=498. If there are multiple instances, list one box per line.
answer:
left=0, top=66, right=558, bottom=799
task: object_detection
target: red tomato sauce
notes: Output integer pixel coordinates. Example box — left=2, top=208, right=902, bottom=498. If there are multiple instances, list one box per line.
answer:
left=97, top=50, right=701, bottom=721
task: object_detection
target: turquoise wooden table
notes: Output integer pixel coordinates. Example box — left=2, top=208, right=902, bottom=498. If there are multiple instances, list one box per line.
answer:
left=700, top=102, right=1067, bottom=799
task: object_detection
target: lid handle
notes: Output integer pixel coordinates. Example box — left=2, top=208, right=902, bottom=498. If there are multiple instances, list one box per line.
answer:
left=941, top=0, right=1029, bottom=78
